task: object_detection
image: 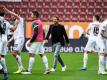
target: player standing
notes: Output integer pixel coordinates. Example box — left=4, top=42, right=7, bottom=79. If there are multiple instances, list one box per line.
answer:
left=0, top=10, right=18, bottom=80
left=3, top=7, right=25, bottom=74
left=22, top=11, right=50, bottom=74
left=100, top=17, right=107, bottom=71
left=81, top=15, right=107, bottom=75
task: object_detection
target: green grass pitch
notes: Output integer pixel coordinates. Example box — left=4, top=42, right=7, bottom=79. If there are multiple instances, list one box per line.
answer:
left=0, top=52, right=107, bottom=80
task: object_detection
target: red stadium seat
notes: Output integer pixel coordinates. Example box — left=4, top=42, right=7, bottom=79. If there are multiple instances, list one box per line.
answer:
left=42, top=14, right=49, bottom=21
left=23, top=0, right=29, bottom=2
left=30, top=0, right=35, bottom=2
left=80, top=14, right=86, bottom=21
left=36, top=0, right=43, bottom=8
left=80, top=1, right=87, bottom=8
left=44, top=1, right=50, bottom=8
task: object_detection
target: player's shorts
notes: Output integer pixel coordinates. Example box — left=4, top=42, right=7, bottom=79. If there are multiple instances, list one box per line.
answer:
left=96, top=38, right=105, bottom=53
left=13, top=38, right=25, bottom=52
left=103, top=39, right=107, bottom=53
left=29, top=42, right=44, bottom=54
left=84, top=38, right=105, bottom=53
left=84, top=40, right=96, bottom=52
left=0, top=40, right=7, bottom=55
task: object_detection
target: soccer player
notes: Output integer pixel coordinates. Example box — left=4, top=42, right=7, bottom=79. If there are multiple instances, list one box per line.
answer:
left=45, top=15, right=70, bottom=72
left=0, top=10, right=18, bottom=80
left=81, top=15, right=107, bottom=75
left=100, top=17, right=107, bottom=71
left=0, top=64, right=3, bottom=74
left=22, top=11, right=50, bottom=74
left=3, top=7, right=25, bottom=74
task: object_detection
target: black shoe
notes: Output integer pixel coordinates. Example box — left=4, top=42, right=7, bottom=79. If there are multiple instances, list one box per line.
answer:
left=0, top=68, right=4, bottom=74
left=3, top=73, right=8, bottom=80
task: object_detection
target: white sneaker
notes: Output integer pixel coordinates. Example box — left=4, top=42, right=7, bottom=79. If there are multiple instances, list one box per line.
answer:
left=13, top=68, right=25, bottom=74
left=44, top=69, right=50, bottom=74
left=62, top=65, right=66, bottom=71
left=50, top=68, right=55, bottom=72
left=98, top=71, right=107, bottom=75
left=21, top=70, right=32, bottom=75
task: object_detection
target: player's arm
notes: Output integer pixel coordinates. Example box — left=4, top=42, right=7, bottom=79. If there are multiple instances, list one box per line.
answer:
left=3, top=6, right=20, bottom=20
left=30, top=23, right=38, bottom=43
left=81, top=24, right=90, bottom=38
left=101, top=27, right=107, bottom=39
left=8, top=36, right=14, bottom=43
left=62, top=26, right=70, bottom=44
left=45, top=25, right=51, bottom=40
left=10, top=20, right=19, bottom=31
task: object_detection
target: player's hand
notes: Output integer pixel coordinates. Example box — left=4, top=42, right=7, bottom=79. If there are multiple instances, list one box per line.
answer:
left=44, top=40, right=48, bottom=43
left=3, top=6, right=7, bottom=11
left=27, top=42, right=32, bottom=47
left=7, top=41, right=10, bottom=47
left=67, top=43, right=71, bottom=47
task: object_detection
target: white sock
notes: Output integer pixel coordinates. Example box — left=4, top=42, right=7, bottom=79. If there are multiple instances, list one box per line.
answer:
left=16, top=55, right=23, bottom=70
left=99, top=55, right=105, bottom=72
left=104, top=57, right=106, bottom=69
left=0, top=64, right=2, bottom=69
left=28, top=57, right=35, bottom=72
left=83, top=52, right=88, bottom=67
left=42, top=56, right=49, bottom=70
left=105, top=57, right=107, bottom=69
left=0, top=58, right=7, bottom=73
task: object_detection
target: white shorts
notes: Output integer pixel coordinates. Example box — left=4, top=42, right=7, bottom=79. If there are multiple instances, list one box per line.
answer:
left=103, top=39, right=107, bottom=53
left=0, top=40, right=7, bottom=55
left=13, top=38, right=25, bottom=52
left=84, top=40, right=96, bottom=52
left=85, top=39, right=105, bottom=53
left=97, top=38, right=105, bottom=53
left=29, top=42, right=44, bottom=54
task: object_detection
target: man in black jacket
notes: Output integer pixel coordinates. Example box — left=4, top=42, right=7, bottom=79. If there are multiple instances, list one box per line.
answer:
left=45, top=15, right=70, bottom=71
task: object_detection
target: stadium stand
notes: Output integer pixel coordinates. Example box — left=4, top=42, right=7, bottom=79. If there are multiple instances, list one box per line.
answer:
left=0, top=0, right=106, bottom=22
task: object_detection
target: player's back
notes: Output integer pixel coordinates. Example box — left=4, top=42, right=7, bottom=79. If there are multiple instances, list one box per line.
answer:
left=0, top=16, right=12, bottom=41
left=89, top=21, right=100, bottom=36
left=13, top=17, right=24, bottom=39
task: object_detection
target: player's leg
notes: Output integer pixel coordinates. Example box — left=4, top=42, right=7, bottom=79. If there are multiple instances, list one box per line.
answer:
left=0, top=61, right=3, bottom=74
left=81, top=40, right=95, bottom=70
left=51, top=42, right=66, bottom=71
left=39, top=54, right=50, bottom=74
left=97, top=40, right=107, bottom=74
left=39, top=44, right=50, bottom=74
left=22, top=43, right=37, bottom=74
left=12, top=38, right=24, bottom=73
left=0, top=41, right=8, bottom=80
left=104, top=40, right=107, bottom=70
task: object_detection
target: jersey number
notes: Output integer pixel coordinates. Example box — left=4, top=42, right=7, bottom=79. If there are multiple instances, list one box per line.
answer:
left=2, top=23, right=6, bottom=31
left=93, top=26, right=99, bottom=36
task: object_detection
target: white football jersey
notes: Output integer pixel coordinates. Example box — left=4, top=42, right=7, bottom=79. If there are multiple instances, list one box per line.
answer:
left=13, top=17, right=24, bottom=39
left=87, top=21, right=100, bottom=40
left=101, top=19, right=107, bottom=33
left=0, top=16, right=13, bottom=41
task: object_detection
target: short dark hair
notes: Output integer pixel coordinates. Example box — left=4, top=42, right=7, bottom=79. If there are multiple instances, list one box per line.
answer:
left=0, top=11, right=5, bottom=17
left=94, top=15, right=100, bottom=21
left=33, top=10, right=39, bottom=18
left=53, top=15, right=59, bottom=20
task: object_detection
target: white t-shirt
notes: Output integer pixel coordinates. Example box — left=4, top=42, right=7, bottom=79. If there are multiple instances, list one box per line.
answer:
left=13, top=17, right=24, bottom=39
left=87, top=21, right=101, bottom=40
left=0, top=16, right=13, bottom=41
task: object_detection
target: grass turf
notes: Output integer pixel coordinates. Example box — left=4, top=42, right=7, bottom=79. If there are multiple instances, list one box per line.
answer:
left=0, top=52, right=107, bottom=80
